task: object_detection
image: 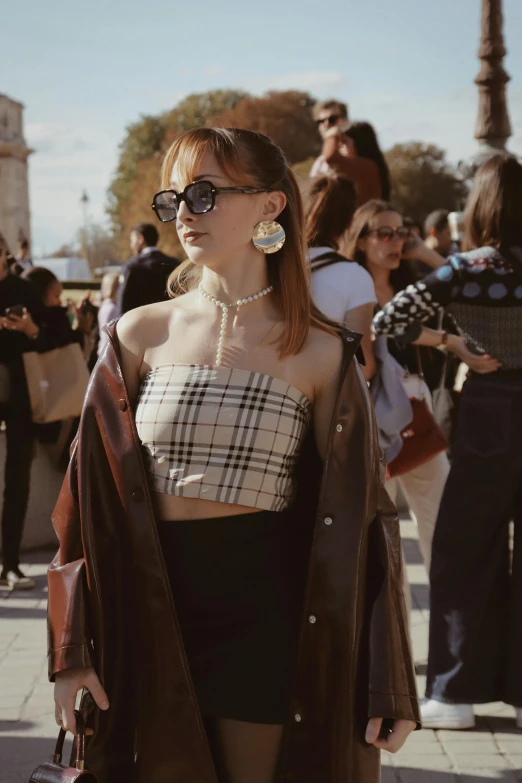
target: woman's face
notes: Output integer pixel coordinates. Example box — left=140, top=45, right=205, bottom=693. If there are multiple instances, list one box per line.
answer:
left=359, top=210, right=405, bottom=274
left=44, top=280, right=63, bottom=307
left=170, top=151, right=285, bottom=269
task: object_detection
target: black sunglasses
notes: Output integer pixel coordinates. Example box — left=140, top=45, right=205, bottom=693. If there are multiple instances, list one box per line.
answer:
left=315, top=114, right=341, bottom=127
left=365, top=226, right=410, bottom=243
left=152, top=180, right=271, bottom=223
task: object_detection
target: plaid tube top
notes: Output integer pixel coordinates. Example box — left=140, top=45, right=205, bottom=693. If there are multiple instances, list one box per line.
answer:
left=135, top=364, right=312, bottom=512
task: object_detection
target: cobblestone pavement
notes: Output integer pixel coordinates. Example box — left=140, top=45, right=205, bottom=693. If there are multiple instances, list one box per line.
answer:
left=0, top=519, right=521, bottom=782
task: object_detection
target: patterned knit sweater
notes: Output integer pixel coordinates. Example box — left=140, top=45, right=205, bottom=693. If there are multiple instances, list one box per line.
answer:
left=372, top=246, right=522, bottom=370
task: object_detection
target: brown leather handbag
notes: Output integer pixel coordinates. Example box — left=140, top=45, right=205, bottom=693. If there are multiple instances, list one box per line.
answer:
left=28, top=711, right=98, bottom=783
left=387, top=348, right=449, bottom=479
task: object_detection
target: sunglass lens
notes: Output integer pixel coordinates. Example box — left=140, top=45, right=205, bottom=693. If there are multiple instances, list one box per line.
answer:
left=154, top=192, right=177, bottom=222
left=397, top=228, right=409, bottom=240
left=327, top=115, right=339, bottom=126
left=377, top=227, right=394, bottom=241
left=186, top=182, right=214, bottom=214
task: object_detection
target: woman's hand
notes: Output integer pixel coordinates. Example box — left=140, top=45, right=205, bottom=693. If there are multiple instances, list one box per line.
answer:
left=54, top=667, right=109, bottom=735
left=365, top=717, right=416, bottom=753
left=402, top=236, right=446, bottom=269
left=1, top=309, right=39, bottom=339
left=447, top=335, right=502, bottom=374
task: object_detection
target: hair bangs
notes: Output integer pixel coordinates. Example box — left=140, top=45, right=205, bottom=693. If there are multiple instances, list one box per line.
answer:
left=161, top=128, right=258, bottom=191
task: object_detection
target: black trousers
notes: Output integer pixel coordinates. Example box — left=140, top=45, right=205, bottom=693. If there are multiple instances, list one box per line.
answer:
left=0, top=401, right=34, bottom=572
left=426, top=375, right=522, bottom=706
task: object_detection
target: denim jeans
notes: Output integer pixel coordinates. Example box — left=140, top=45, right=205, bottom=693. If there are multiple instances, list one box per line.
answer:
left=426, top=375, right=522, bottom=706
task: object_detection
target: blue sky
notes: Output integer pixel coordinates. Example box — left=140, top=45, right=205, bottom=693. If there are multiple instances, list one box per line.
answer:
left=3, top=0, right=522, bottom=255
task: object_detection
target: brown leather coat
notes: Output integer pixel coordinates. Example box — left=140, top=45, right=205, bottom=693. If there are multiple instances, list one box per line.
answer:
left=47, top=321, right=419, bottom=783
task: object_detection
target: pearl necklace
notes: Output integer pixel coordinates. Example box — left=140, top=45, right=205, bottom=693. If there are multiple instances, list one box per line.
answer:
left=198, top=282, right=274, bottom=366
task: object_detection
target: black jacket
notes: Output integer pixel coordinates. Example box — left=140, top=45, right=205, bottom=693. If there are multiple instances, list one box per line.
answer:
left=116, top=249, right=180, bottom=315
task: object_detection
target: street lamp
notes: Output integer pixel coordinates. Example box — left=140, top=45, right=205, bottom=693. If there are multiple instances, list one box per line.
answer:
left=80, top=190, right=89, bottom=262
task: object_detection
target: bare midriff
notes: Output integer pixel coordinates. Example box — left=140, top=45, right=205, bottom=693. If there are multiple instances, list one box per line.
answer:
left=152, top=491, right=264, bottom=522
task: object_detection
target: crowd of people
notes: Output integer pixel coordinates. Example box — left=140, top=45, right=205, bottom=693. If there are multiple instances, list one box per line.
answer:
left=1, top=98, right=521, bottom=783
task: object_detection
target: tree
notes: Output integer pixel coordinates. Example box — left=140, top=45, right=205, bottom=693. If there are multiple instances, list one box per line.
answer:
left=214, top=91, right=321, bottom=164
left=385, top=143, right=468, bottom=224
left=107, top=90, right=247, bottom=241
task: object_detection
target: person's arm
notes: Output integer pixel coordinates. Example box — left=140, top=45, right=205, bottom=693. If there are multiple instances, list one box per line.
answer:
left=408, top=325, right=502, bottom=375
left=321, top=129, right=380, bottom=195
left=49, top=444, right=110, bottom=736
left=403, top=236, right=446, bottom=269
left=364, top=478, right=420, bottom=750
left=313, top=342, right=418, bottom=752
left=343, top=302, right=376, bottom=381
left=372, top=262, right=457, bottom=339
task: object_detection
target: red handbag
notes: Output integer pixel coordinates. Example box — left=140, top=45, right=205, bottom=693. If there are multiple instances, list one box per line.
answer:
left=28, top=711, right=98, bottom=783
left=387, top=348, right=449, bottom=479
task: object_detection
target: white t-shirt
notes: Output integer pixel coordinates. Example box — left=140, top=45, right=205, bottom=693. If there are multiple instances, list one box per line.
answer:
left=309, top=247, right=377, bottom=323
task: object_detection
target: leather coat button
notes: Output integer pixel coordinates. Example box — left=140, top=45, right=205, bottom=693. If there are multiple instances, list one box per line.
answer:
left=132, top=489, right=144, bottom=503
left=119, top=399, right=128, bottom=412
left=324, top=517, right=333, bottom=526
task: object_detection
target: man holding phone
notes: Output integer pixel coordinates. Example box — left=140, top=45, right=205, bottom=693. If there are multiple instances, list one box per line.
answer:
left=0, top=236, right=47, bottom=590
left=310, top=99, right=350, bottom=178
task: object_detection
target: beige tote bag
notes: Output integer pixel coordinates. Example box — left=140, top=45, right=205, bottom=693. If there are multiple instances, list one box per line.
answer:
left=22, top=343, right=90, bottom=423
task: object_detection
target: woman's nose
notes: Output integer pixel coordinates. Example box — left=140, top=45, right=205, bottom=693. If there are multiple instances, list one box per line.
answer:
left=176, top=199, right=194, bottom=222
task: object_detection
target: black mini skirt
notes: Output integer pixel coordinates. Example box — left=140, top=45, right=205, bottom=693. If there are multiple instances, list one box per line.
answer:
left=156, top=509, right=310, bottom=724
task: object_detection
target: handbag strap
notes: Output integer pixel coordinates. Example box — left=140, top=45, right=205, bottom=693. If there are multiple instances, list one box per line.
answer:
left=310, top=250, right=347, bottom=272
left=53, top=709, right=87, bottom=771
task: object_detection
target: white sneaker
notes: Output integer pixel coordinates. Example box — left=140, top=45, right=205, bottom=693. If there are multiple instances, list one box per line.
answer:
left=421, top=699, right=475, bottom=730
left=516, top=708, right=522, bottom=730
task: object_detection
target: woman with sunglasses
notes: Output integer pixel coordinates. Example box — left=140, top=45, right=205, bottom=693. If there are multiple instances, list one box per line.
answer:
left=48, top=128, right=418, bottom=783
left=373, top=155, right=522, bottom=731
left=344, top=201, right=454, bottom=600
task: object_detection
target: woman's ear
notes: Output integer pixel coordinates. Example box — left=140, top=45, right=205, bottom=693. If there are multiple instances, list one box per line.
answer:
left=262, top=191, right=287, bottom=221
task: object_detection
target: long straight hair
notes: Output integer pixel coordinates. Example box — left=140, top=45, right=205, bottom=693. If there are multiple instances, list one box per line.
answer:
left=161, top=127, right=339, bottom=357
left=463, top=154, right=522, bottom=251
left=305, top=175, right=357, bottom=250
left=345, top=122, right=391, bottom=200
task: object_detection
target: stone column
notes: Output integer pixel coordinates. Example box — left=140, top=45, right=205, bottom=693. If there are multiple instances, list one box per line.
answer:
left=474, top=0, right=512, bottom=152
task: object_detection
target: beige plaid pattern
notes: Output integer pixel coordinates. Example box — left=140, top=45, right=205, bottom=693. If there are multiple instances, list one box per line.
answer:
left=135, top=364, right=312, bottom=511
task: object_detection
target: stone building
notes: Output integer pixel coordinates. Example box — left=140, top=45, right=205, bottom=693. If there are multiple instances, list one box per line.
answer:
left=0, top=94, right=32, bottom=252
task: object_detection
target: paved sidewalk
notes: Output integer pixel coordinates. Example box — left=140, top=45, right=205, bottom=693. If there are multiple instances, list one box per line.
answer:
left=0, top=519, right=521, bottom=782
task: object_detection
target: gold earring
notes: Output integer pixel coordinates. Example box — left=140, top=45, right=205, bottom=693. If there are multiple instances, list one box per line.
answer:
left=252, top=221, right=286, bottom=254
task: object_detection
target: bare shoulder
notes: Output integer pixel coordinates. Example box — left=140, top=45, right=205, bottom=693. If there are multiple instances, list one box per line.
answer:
left=116, top=298, right=183, bottom=356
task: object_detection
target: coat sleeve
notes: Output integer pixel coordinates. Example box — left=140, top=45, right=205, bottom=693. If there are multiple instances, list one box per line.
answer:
left=366, top=479, right=421, bottom=727
left=47, top=443, right=94, bottom=680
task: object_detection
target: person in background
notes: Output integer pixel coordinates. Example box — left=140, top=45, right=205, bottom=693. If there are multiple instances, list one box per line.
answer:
left=0, top=249, right=57, bottom=590
left=310, top=98, right=349, bottom=178
left=9, top=238, right=33, bottom=277
left=97, top=272, right=120, bottom=357
left=318, top=119, right=386, bottom=206
left=403, top=216, right=422, bottom=238
left=344, top=121, right=391, bottom=200
left=373, top=154, right=522, bottom=731
left=424, top=210, right=454, bottom=259
left=116, top=223, right=180, bottom=315
left=305, top=175, right=377, bottom=379
left=22, top=267, right=94, bottom=346
left=344, top=200, right=450, bottom=592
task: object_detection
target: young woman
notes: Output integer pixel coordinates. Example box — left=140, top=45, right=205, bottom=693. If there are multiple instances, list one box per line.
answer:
left=373, top=154, right=522, bottom=730
left=48, top=128, right=418, bottom=783
left=305, top=174, right=377, bottom=379
left=344, top=201, right=452, bottom=580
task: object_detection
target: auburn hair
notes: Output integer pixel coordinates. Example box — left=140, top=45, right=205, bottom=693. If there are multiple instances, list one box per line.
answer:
left=305, top=176, right=357, bottom=250
left=463, top=154, right=522, bottom=251
left=161, top=127, right=339, bottom=357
